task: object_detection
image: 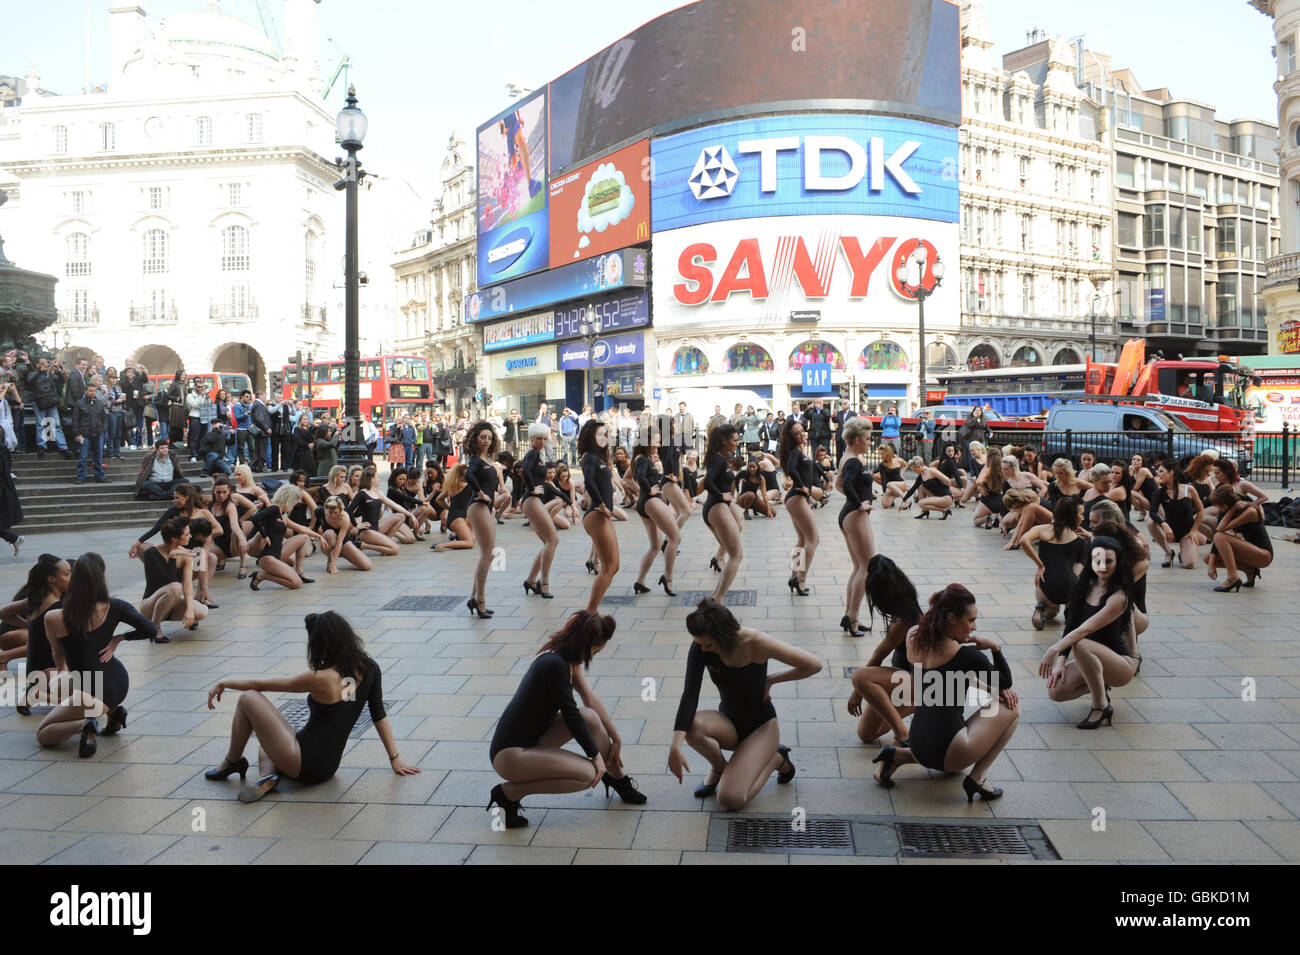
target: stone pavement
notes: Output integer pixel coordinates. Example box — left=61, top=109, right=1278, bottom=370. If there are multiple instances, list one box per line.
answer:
left=1, top=492, right=1297, bottom=865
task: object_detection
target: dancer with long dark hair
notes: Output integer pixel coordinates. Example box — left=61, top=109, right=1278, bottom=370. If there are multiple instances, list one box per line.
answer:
left=1038, top=536, right=1141, bottom=728
left=836, top=417, right=875, bottom=636
left=778, top=418, right=818, bottom=596
left=847, top=556, right=921, bottom=745
left=702, top=425, right=742, bottom=602
left=488, top=611, right=644, bottom=828
left=1206, top=485, right=1273, bottom=591
left=870, top=585, right=1018, bottom=802
left=138, top=515, right=207, bottom=639
left=3, top=556, right=70, bottom=711
left=669, top=599, right=821, bottom=810
left=205, top=611, right=418, bottom=802
left=579, top=419, right=619, bottom=612
left=462, top=422, right=501, bottom=618
left=1149, top=459, right=1203, bottom=569
left=1019, top=498, right=1087, bottom=631
left=631, top=434, right=680, bottom=597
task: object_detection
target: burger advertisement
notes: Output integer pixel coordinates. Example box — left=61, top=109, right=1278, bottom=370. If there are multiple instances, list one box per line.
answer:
left=548, top=139, right=651, bottom=268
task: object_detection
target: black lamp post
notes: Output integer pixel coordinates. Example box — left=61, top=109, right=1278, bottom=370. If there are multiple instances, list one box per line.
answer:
left=335, top=86, right=368, bottom=467
left=579, top=304, right=601, bottom=411
left=895, top=247, right=945, bottom=411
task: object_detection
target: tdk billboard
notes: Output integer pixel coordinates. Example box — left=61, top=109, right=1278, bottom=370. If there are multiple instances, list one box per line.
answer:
left=650, top=113, right=959, bottom=232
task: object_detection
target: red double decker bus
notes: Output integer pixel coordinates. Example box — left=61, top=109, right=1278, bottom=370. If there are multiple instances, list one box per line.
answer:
left=280, top=354, right=435, bottom=428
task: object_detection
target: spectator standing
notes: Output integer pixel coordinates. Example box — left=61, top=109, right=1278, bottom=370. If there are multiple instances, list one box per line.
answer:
left=419, top=416, right=436, bottom=469
left=400, top=416, right=417, bottom=469
left=833, top=403, right=856, bottom=464
left=185, top=379, right=205, bottom=458
left=315, top=421, right=340, bottom=477
left=166, top=372, right=188, bottom=446
left=119, top=367, right=143, bottom=448
left=919, top=409, right=936, bottom=462
left=233, top=390, right=254, bottom=465
left=674, top=402, right=696, bottom=457
left=28, top=356, right=70, bottom=458
left=502, top=409, right=524, bottom=459
left=64, top=358, right=88, bottom=419
left=1, top=351, right=25, bottom=454
left=103, top=368, right=126, bottom=459
left=193, top=384, right=216, bottom=465
left=805, top=399, right=832, bottom=456
left=706, top=404, right=727, bottom=436
left=560, top=407, right=578, bottom=465
left=880, top=404, right=902, bottom=453
left=250, top=392, right=272, bottom=472
left=70, top=379, right=109, bottom=484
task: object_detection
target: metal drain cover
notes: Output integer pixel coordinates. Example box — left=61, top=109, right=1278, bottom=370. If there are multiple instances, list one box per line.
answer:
left=897, top=822, right=1032, bottom=858
left=598, top=594, right=639, bottom=606
left=673, top=590, right=757, bottom=607
left=378, top=595, right=466, bottom=612
left=726, top=818, right=854, bottom=855
left=278, top=699, right=399, bottom=738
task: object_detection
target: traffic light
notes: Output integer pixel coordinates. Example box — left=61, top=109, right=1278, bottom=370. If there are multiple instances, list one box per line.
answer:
left=269, top=370, right=284, bottom=393
left=287, top=350, right=303, bottom=399
left=838, top=381, right=851, bottom=401
left=858, top=384, right=869, bottom=408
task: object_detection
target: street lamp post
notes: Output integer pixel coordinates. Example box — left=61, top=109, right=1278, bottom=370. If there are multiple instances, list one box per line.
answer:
left=335, top=86, right=368, bottom=467
left=579, top=305, right=601, bottom=411
left=1087, top=269, right=1113, bottom=363
left=895, top=246, right=945, bottom=412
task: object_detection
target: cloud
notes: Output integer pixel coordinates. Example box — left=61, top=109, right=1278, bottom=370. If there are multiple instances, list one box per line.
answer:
left=576, top=161, right=635, bottom=235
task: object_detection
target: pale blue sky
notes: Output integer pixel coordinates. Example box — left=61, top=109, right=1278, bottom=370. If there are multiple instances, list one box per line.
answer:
left=2, top=0, right=1281, bottom=229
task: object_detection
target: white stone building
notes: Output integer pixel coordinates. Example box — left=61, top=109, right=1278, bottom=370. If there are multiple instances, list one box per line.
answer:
left=390, top=134, right=479, bottom=414
left=957, top=2, right=1116, bottom=373
left=0, top=0, right=340, bottom=390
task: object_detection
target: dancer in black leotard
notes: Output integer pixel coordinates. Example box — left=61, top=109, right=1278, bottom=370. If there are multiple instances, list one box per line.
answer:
left=736, top=460, right=774, bottom=518
left=5, top=555, right=71, bottom=713
left=1148, top=459, right=1203, bottom=569
left=701, top=425, right=743, bottom=602
left=205, top=611, right=418, bottom=802
left=433, top=464, right=475, bottom=553
left=138, top=516, right=207, bottom=639
left=779, top=418, right=818, bottom=596
left=898, top=456, right=955, bottom=518
left=682, top=451, right=701, bottom=501
left=207, top=478, right=253, bottom=579
left=461, top=422, right=500, bottom=617
left=487, top=611, right=645, bottom=827
left=1091, top=511, right=1151, bottom=637
left=1206, top=486, right=1274, bottom=591
left=1130, top=453, right=1158, bottom=517
left=1039, top=536, right=1141, bottom=728
left=836, top=417, right=875, bottom=636
left=579, top=419, right=619, bottom=613
left=669, top=599, right=821, bottom=811
left=655, top=414, right=692, bottom=530
left=39, top=554, right=158, bottom=757
left=1019, top=498, right=1087, bottom=630
left=346, top=467, right=403, bottom=557
left=874, top=445, right=907, bottom=509
left=847, top=556, right=921, bottom=745
left=519, top=424, right=557, bottom=599
left=871, top=585, right=1019, bottom=802
left=318, top=495, right=372, bottom=574
left=631, top=434, right=680, bottom=597
left=247, top=485, right=315, bottom=590
left=971, top=446, right=1006, bottom=529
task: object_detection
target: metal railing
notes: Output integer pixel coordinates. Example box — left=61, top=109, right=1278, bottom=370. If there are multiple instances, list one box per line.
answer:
left=209, top=302, right=259, bottom=322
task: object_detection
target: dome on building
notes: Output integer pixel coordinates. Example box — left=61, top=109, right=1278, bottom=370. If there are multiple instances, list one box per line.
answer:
left=161, top=1, right=280, bottom=62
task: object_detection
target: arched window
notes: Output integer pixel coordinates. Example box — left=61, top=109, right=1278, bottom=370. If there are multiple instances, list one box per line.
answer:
left=1052, top=347, right=1082, bottom=366
left=142, top=229, right=168, bottom=274
left=966, top=344, right=1001, bottom=371
left=926, top=342, right=957, bottom=373
left=65, top=233, right=91, bottom=277
left=1011, top=345, right=1042, bottom=367
left=789, top=340, right=846, bottom=370
left=196, top=116, right=212, bottom=145
left=221, top=226, right=249, bottom=271
left=859, top=341, right=908, bottom=372
left=723, top=344, right=772, bottom=373
left=671, top=346, right=708, bottom=375
left=304, top=232, right=318, bottom=305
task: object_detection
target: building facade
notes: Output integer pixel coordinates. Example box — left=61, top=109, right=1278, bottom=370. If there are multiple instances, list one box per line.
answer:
left=390, top=134, right=479, bottom=415
left=0, top=1, right=339, bottom=390
left=1252, top=0, right=1300, bottom=358
left=958, top=4, right=1117, bottom=373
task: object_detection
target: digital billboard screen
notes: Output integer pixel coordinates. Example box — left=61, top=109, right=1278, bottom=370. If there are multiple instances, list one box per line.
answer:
left=465, top=247, right=649, bottom=323
left=547, top=0, right=960, bottom=172
left=549, top=139, right=651, bottom=267
left=477, top=89, right=549, bottom=287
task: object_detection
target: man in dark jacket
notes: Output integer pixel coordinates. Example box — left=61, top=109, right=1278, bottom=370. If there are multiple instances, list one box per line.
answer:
left=135, top=439, right=191, bottom=498
left=65, top=358, right=88, bottom=416
left=250, top=392, right=273, bottom=472
left=833, top=404, right=857, bottom=464
left=27, top=357, right=71, bottom=457
left=199, top=424, right=234, bottom=476
left=70, top=380, right=109, bottom=484
left=805, top=399, right=832, bottom=456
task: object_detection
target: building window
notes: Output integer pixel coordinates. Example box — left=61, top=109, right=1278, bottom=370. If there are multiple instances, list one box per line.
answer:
left=197, top=116, right=212, bottom=145
left=68, top=288, right=91, bottom=322
left=974, top=207, right=986, bottom=245
left=70, top=191, right=87, bottom=214
left=99, top=122, right=115, bottom=151
left=1216, top=273, right=1238, bottom=327
left=1116, top=155, right=1135, bottom=190
left=304, top=232, right=317, bottom=308
left=142, top=229, right=168, bottom=274
left=65, top=233, right=91, bottom=278
left=247, top=113, right=262, bottom=143
left=221, top=225, right=250, bottom=271
left=1217, top=218, right=1237, bottom=257
left=1020, top=214, right=1032, bottom=252
left=1018, top=155, right=1029, bottom=187
left=1287, top=37, right=1297, bottom=75
left=1021, top=272, right=1034, bottom=314
left=228, top=182, right=242, bottom=206
left=1118, top=212, right=1138, bottom=247
left=1056, top=277, right=1067, bottom=317
left=973, top=146, right=985, bottom=182
left=1187, top=210, right=1201, bottom=253
left=1144, top=206, right=1165, bottom=247
left=148, top=186, right=163, bottom=210
left=1090, top=223, right=1103, bottom=259
left=53, top=125, right=68, bottom=154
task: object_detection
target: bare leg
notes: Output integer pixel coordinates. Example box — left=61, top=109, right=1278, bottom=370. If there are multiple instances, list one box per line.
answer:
left=942, top=703, right=1020, bottom=784
left=433, top=520, right=472, bottom=552
left=468, top=503, right=497, bottom=606
left=255, top=555, right=301, bottom=590
left=716, top=718, right=784, bottom=812
left=523, top=496, right=558, bottom=587
left=645, top=496, right=680, bottom=584
left=361, top=529, right=402, bottom=556
left=787, top=494, right=818, bottom=585
left=584, top=511, right=619, bottom=612
left=224, top=689, right=302, bottom=778
left=841, top=510, right=870, bottom=624
left=852, top=667, right=913, bottom=742
left=708, top=505, right=743, bottom=602
left=636, top=518, right=660, bottom=586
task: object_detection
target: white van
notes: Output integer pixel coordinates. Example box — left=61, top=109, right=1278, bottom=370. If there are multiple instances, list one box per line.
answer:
left=660, top=387, right=773, bottom=428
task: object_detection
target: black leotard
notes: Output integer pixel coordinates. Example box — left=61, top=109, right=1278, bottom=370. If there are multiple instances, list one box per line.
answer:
left=1037, top=535, right=1088, bottom=606
left=673, top=642, right=777, bottom=744
left=248, top=504, right=287, bottom=562
left=938, top=456, right=963, bottom=489
left=1152, top=486, right=1197, bottom=542
left=52, top=599, right=157, bottom=711
left=762, top=466, right=779, bottom=493
left=1192, top=481, right=1212, bottom=507
left=141, top=546, right=182, bottom=600
left=658, top=443, right=681, bottom=488
left=908, top=644, right=1013, bottom=771
left=347, top=490, right=384, bottom=529
left=1064, top=594, right=1132, bottom=658
left=581, top=452, right=614, bottom=515
left=1137, top=474, right=1158, bottom=502
left=465, top=455, right=499, bottom=508
left=785, top=449, right=814, bottom=503
left=521, top=448, right=547, bottom=499
left=838, top=457, right=874, bottom=529
left=701, top=455, right=733, bottom=528
left=292, top=661, right=387, bottom=785
left=137, top=506, right=183, bottom=544
left=901, top=472, right=951, bottom=505
left=1209, top=508, right=1274, bottom=560
left=682, top=466, right=699, bottom=498
left=634, top=456, right=662, bottom=519
left=213, top=507, right=234, bottom=555
left=874, top=462, right=904, bottom=489
left=316, top=507, right=361, bottom=548
left=289, top=498, right=313, bottom=530
left=24, top=601, right=59, bottom=675
left=489, top=652, right=600, bottom=760
left=446, top=485, right=472, bottom=525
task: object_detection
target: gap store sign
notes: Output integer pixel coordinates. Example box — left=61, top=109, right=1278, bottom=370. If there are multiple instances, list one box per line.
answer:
left=558, top=332, right=644, bottom=370
left=650, top=114, right=958, bottom=233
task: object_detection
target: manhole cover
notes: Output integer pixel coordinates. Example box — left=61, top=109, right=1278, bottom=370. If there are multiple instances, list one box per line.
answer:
left=598, top=594, right=639, bottom=606
left=897, top=822, right=1033, bottom=858
left=378, top=595, right=465, bottom=612
left=673, top=590, right=757, bottom=607
left=278, top=699, right=400, bottom=738
left=726, top=818, right=854, bottom=855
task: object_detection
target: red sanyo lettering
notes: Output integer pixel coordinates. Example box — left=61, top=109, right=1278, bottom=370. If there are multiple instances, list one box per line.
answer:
left=673, top=235, right=899, bottom=304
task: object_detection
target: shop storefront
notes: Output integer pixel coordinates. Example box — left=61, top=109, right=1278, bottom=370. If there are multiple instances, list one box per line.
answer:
left=559, top=331, right=647, bottom=411
left=489, top=348, right=561, bottom=420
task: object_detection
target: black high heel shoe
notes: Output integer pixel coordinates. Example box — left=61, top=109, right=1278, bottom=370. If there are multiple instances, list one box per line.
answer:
left=602, top=773, right=648, bottom=804
left=466, top=597, right=494, bottom=618
left=660, top=539, right=668, bottom=553
left=633, top=582, right=651, bottom=594
left=872, top=745, right=898, bottom=788
left=694, top=770, right=722, bottom=798
left=102, top=706, right=128, bottom=736
left=788, top=575, right=809, bottom=596
left=1076, top=703, right=1114, bottom=729
left=1243, top=568, right=1262, bottom=587
left=658, top=575, right=677, bottom=597
left=585, top=560, right=597, bottom=575
left=78, top=719, right=98, bottom=758
left=248, top=571, right=260, bottom=591
left=1213, top=578, right=1243, bottom=593
left=486, top=783, right=529, bottom=828
left=15, top=679, right=36, bottom=716
left=939, top=508, right=951, bottom=520
left=776, top=745, right=795, bottom=784
left=205, top=756, right=249, bottom=781
left=962, top=774, right=1003, bottom=802
left=708, top=557, right=722, bottom=573
left=914, top=510, right=930, bottom=520
left=839, top=614, right=867, bottom=637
